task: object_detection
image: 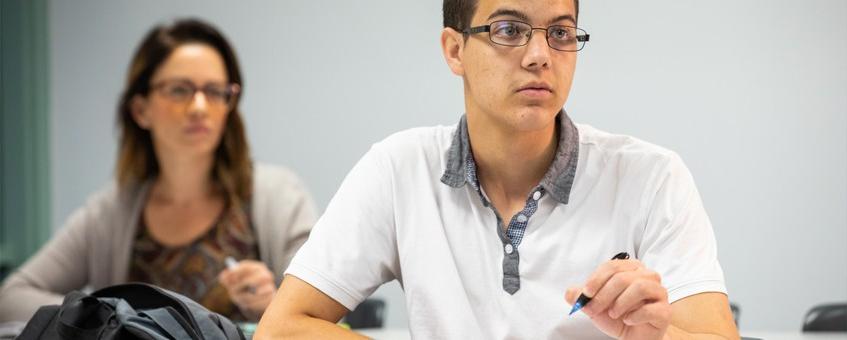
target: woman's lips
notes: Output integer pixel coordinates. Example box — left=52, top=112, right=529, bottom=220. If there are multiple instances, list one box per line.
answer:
left=184, top=125, right=210, bottom=134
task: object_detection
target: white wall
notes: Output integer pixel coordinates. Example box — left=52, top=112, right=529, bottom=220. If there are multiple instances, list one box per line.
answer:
left=50, top=0, right=846, bottom=332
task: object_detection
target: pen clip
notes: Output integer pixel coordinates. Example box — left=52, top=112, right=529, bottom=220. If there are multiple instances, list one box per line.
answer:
left=611, top=252, right=630, bottom=260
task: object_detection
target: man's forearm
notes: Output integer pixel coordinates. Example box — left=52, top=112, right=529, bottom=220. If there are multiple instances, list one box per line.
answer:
left=663, top=324, right=738, bottom=340
left=253, top=316, right=369, bottom=340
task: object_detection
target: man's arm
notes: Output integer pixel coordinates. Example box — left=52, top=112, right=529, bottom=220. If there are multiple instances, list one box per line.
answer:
left=254, top=275, right=367, bottom=340
left=664, top=292, right=739, bottom=340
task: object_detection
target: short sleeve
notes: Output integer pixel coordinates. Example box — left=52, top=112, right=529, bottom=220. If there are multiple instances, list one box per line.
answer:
left=284, top=145, right=399, bottom=310
left=638, top=153, right=727, bottom=303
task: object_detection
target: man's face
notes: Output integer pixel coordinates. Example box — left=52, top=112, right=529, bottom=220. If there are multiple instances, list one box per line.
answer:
left=457, top=0, right=578, bottom=132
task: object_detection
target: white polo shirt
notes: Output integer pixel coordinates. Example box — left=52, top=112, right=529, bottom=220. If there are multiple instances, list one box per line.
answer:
left=286, top=113, right=726, bottom=339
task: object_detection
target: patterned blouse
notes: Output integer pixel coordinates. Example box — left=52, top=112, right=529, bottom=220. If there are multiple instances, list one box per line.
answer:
left=127, top=202, right=259, bottom=321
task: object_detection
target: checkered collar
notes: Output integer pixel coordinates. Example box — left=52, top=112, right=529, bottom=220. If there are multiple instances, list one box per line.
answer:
left=440, top=110, right=580, bottom=204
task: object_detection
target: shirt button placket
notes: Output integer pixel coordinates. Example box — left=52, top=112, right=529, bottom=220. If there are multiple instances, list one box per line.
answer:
left=502, top=245, right=520, bottom=294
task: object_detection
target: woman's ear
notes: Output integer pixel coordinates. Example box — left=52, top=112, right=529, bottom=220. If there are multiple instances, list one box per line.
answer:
left=441, top=27, right=466, bottom=76
left=130, top=95, right=151, bottom=129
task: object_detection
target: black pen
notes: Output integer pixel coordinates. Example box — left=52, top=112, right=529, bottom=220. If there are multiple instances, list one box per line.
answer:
left=568, top=252, right=631, bottom=316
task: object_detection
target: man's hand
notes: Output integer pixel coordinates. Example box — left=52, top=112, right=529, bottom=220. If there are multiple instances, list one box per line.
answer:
left=218, top=260, right=276, bottom=320
left=565, top=259, right=671, bottom=340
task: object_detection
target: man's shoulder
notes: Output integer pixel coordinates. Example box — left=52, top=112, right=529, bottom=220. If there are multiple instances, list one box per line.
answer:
left=575, top=123, right=686, bottom=179
left=371, top=124, right=457, bottom=159
left=577, top=123, right=679, bottom=162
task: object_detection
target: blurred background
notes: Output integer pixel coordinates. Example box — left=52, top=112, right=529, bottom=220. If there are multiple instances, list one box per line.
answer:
left=2, top=0, right=845, bottom=333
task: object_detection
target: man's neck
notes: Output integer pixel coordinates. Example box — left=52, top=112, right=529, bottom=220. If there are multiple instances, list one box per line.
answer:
left=467, top=112, right=558, bottom=202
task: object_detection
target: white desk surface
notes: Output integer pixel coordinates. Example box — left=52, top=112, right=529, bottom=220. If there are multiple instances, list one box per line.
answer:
left=356, top=329, right=846, bottom=340
left=357, top=328, right=411, bottom=340
left=743, top=331, right=846, bottom=340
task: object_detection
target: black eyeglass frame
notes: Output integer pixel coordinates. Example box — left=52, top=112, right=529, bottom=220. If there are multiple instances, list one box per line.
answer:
left=462, top=20, right=590, bottom=52
left=149, top=79, right=241, bottom=110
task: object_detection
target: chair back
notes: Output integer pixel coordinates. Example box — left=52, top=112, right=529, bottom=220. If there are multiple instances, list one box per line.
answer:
left=803, top=303, right=847, bottom=332
left=730, top=302, right=740, bottom=327
left=346, top=298, right=386, bottom=329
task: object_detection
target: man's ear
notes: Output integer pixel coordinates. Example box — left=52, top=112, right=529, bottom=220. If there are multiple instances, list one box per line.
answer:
left=130, top=95, right=151, bottom=129
left=441, top=27, right=466, bottom=76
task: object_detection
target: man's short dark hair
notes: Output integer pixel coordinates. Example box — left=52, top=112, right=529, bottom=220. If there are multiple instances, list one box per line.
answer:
left=443, top=0, right=579, bottom=30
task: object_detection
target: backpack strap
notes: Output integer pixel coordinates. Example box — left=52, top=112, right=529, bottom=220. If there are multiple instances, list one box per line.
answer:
left=92, top=283, right=244, bottom=340
left=93, top=283, right=202, bottom=336
left=56, top=293, right=113, bottom=340
left=16, top=305, right=61, bottom=340
left=208, top=313, right=245, bottom=340
left=138, top=307, right=196, bottom=340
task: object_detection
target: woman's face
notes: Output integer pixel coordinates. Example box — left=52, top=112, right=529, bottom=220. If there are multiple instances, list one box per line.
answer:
left=132, top=43, right=236, bottom=161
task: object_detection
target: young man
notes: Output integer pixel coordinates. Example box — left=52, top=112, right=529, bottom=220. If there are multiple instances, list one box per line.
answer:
left=255, top=0, right=739, bottom=339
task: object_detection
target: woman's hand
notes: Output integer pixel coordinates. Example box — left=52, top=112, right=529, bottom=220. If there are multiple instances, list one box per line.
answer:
left=218, top=259, right=277, bottom=321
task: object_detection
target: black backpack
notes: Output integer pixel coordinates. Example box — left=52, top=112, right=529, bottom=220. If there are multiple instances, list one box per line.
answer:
left=17, top=283, right=245, bottom=340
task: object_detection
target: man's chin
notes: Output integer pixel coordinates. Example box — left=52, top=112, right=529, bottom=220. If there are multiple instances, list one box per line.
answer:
left=506, top=107, right=560, bottom=131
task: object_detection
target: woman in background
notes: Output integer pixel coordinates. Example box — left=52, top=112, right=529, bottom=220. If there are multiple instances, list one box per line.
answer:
left=0, top=18, right=316, bottom=322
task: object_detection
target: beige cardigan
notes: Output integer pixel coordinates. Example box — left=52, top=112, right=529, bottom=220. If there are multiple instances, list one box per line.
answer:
left=0, top=164, right=317, bottom=322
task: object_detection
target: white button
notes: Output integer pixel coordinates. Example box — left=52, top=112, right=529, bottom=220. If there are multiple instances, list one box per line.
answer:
left=532, top=191, right=542, bottom=200
left=516, top=214, right=528, bottom=223
left=505, top=244, right=514, bottom=254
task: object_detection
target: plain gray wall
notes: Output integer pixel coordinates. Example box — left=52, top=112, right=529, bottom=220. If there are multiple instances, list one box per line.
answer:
left=49, top=0, right=846, bottom=332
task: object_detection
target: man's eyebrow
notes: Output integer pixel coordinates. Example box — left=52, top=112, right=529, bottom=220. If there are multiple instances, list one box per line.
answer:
left=486, top=9, right=576, bottom=26
left=486, top=8, right=530, bottom=22
left=550, top=14, right=576, bottom=26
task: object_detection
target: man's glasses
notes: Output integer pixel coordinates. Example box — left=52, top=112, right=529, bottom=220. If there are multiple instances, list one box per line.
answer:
left=150, top=79, right=240, bottom=110
left=463, top=20, right=589, bottom=52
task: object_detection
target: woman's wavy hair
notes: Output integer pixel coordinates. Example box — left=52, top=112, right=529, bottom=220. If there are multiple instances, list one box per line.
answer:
left=116, top=18, right=252, bottom=206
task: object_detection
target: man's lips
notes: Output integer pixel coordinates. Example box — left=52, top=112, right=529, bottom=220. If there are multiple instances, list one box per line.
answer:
left=517, top=87, right=553, bottom=98
left=516, top=82, right=553, bottom=97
